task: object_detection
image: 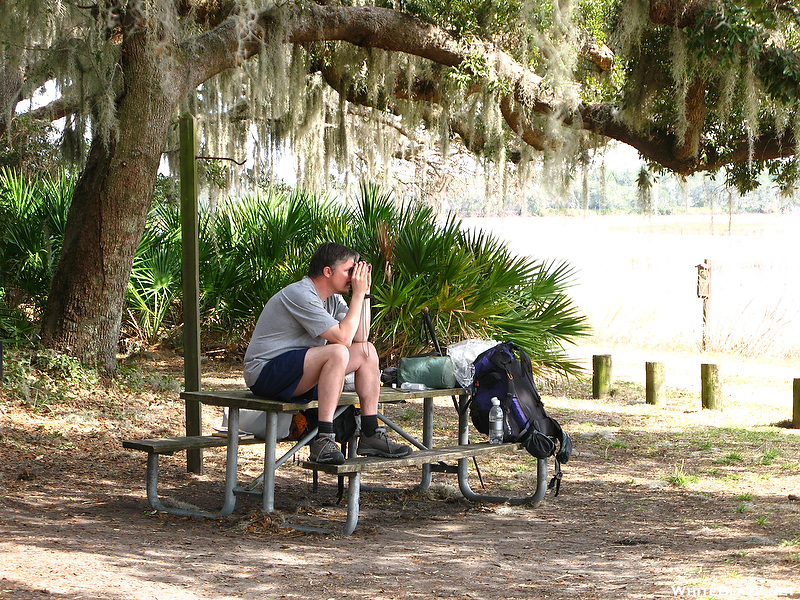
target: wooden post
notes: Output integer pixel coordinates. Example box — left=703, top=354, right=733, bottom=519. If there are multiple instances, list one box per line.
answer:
left=593, top=354, right=612, bottom=399
left=180, top=114, right=203, bottom=474
left=793, top=379, right=800, bottom=429
left=645, top=361, right=666, bottom=407
left=701, top=363, right=723, bottom=410
left=697, top=260, right=711, bottom=352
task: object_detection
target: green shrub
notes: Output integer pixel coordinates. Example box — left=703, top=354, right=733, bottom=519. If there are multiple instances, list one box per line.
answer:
left=2, top=174, right=589, bottom=375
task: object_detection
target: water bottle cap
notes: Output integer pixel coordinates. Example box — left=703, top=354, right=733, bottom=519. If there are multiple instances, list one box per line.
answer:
left=491, top=397, right=500, bottom=405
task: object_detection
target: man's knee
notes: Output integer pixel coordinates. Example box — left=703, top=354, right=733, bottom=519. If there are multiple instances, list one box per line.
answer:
left=306, top=343, right=350, bottom=372
left=325, top=342, right=351, bottom=368
left=351, top=341, right=379, bottom=368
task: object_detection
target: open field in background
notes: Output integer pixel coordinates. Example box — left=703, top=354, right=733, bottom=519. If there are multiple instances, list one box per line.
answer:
left=463, top=212, right=800, bottom=361
left=463, top=212, right=800, bottom=421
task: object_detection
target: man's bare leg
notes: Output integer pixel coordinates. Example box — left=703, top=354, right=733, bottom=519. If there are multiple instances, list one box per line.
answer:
left=297, top=345, right=350, bottom=464
left=346, top=341, right=412, bottom=457
left=294, top=344, right=349, bottom=421
left=347, top=341, right=380, bottom=415
left=295, top=341, right=380, bottom=418
left=299, top=341, right=411, bottom=459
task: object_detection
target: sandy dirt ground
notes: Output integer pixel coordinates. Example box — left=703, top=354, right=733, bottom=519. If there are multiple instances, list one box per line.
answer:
left=2, top=348, right=799, bottom=600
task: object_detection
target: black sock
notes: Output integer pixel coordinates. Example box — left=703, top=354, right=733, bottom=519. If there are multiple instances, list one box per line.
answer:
left=318, top=421, right=335, bottom=436
left=361, top=414, right=379, bottom=437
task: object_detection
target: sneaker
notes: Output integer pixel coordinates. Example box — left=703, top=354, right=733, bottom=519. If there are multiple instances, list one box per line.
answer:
left=357, top=427, right=413, bottom=458
left=309, top=434, right=345, bottom=465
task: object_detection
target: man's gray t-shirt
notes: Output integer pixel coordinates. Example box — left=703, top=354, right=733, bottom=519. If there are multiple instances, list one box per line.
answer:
left=243, top=276, right=349, bottom=387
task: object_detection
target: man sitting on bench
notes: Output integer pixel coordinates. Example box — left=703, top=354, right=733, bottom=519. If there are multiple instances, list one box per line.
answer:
left=243, top=242, right=412, bottom=464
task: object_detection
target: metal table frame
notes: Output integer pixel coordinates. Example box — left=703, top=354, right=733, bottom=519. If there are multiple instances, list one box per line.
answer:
left=173, top=388, right=547, bottom=521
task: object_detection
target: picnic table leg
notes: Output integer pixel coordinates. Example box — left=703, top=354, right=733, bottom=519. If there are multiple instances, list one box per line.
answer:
left=218, top=407, right=241, bottom=517
left=141, top=409, right=241, bottom=519
left=262, top=410, right=278, bottom=512
left=456, top=394, right=547, bottom=506
left=456, top=455, right=547, bottom=505
left=342, top=472, right=361, bottom=536
left=144, top=453, right=170, bottom=513
left=143, top=453, right=211, bottom=517
left=420, top=396, right=434, bottom=491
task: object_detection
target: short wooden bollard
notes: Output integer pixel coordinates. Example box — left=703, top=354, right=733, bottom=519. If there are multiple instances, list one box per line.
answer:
left=593, top=354, right=612, bottom=399
left=645, top=362, right=666, bottom=407
left=701, top=363, right=723, bottom=410
left=793, top=378, right=800, bottom=429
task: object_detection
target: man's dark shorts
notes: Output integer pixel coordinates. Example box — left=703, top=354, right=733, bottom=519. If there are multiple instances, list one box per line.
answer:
left=250, top=349, right=317, bottom=402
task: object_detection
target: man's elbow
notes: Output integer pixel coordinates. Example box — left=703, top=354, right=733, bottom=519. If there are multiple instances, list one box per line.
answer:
left=324, top=333, right=353, bottom=347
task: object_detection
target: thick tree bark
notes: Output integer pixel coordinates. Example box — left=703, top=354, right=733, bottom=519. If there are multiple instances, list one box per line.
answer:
left=0, top=61, right=23, bottom=140
left=40, top=21, right=181, bottom=370
left=649, top=0, right=716, bottom=27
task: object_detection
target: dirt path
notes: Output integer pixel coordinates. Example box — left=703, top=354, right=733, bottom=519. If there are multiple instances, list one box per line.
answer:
left=1, top=348, right=799, bottom=600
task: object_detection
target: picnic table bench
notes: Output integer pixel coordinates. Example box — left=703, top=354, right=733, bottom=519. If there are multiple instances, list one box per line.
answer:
left=123, top=387, right=548, bottom=534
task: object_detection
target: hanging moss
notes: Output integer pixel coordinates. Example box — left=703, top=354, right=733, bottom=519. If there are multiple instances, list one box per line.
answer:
left=715, top=57, right=740, bottom=125
left=8, top=0, right=800, bottom=207
left=670, top=28, right=689, bottom=151
left=743, top=59, right=760, bottom=167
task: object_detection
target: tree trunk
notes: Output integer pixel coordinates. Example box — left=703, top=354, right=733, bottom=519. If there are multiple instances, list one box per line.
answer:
left=0, top=61, right=23, bottom=140
left=40, top=27, right=178, bottom=371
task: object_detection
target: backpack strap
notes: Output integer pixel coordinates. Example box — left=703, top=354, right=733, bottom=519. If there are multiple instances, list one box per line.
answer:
left=548, top=458, right=563, bottom=496
left=509, top=342, right=534, bottom=379
left=488, top=345, right=514, bottom=372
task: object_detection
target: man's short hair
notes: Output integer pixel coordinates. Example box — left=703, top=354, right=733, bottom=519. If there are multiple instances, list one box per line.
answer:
left=308, top=242, right=359, bottom=277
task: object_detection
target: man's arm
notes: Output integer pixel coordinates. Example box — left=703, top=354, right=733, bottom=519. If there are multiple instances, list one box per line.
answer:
left=320, top=301, right=363, bottom=346
left=320, top=261, right=371, bottom=346
left=353, top=296, right=371, bottom=342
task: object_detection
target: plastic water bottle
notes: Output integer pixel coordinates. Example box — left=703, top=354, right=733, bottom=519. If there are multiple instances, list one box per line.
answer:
left=488, top=397, right=504, bottom=445
left=400, top=382, right=427, bottom=391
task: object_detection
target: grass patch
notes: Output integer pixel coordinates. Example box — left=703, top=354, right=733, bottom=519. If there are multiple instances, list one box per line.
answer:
left=664, top=463, right=699, bottom=487
left=715, top=451, right=745, bottom=465
left=714, top=427, right=787, bottom=445
left=753, top=514, right=770, bottom=526
left=759, top=448, right=779, bottom=464
left=779, top=536, right=800, bottom=548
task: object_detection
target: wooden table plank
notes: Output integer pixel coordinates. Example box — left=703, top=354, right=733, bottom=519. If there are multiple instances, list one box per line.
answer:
left=179, top=387, right=468, bottom=412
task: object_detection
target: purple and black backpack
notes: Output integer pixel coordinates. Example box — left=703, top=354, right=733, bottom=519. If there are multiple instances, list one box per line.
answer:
left=467, top=341, right=572, bottom=494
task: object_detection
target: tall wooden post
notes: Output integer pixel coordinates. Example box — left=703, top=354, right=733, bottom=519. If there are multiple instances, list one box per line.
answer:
left=593, top=354, right=612, bottom=399
left=793, top=379, right=800, bottom=429
left=645, top=361, right=666, bottom=407
left=181, top=114, right=203, bottom=474
left=697, top=260, right=711, bottom=352
left=701, top=363, right=722, bottom=410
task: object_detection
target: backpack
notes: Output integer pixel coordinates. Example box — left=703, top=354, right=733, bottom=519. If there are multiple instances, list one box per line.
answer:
left=466, top=341, right=572, bottom=495
left=290, top=405, right=358, bottom=443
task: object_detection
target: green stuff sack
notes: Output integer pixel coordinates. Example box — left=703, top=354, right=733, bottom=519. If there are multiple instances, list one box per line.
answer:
left=397, top=356, right=456, bottom=389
